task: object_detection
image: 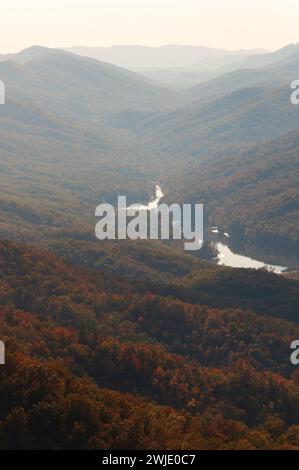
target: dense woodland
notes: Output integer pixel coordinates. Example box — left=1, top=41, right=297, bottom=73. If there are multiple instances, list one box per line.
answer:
left=0, top=46, right=299, bottom=449
left=0, top=240, right=299, bottom=449
left=166, top=129, right=299, bottom=246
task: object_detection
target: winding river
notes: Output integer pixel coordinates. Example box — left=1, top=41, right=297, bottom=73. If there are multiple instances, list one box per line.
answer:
left=127, top=184, right=164, bottom=211
left=128, top=184, right=289, bottom=273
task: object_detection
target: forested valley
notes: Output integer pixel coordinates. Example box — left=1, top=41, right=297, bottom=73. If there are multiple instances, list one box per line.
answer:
left=0, top=45, right=299, bottom=449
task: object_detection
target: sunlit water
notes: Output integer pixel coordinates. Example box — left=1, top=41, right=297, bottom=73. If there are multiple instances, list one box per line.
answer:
left=127, top=185, right=164, bottom=211
left=126, top=185, right=288, bottom=273
left=215, top=242, right=287, bottom=273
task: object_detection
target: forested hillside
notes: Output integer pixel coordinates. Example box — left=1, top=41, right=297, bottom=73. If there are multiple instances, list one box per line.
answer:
left=0, top=48, right=179, bottom=240
left=0, top=45, right=299, bottom=450
left=1, top=240, right=299, bottom=449
left=1, top=47, right=299, bottom=248
left=166, top=129, right=299, bottom=246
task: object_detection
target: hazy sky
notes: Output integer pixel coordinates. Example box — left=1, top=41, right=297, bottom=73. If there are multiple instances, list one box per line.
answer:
left=1, top=0, right=299, bottom=53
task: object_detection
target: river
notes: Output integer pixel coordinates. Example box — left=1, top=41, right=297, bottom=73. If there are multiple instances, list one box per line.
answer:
left=134, top=184, right=290, bottom=273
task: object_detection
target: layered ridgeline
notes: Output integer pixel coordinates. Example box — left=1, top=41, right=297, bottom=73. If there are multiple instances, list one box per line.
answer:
left=0, top=46, right=184, bottom=241
left=67, top=43, right=299, bottom=88
left=120, top=57, right=299, bottom=247
left=0, top=45, right=299, bottom=450
left=66, top=44, right=267, bottom=88
left=165, top=128, right=299, bottom=247
left=0, top=46, right=183, bottom=120
left=1, top=45, right=299, bottom=248
left=129, top=55, right=299, bottom=152
left=1, top=240, right=299, bottom=449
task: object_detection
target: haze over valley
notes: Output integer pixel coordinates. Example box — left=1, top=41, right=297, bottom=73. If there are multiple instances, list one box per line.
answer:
left=1, top=23, right=299, bottom=450
left=1, top=43, right=298, bottom=264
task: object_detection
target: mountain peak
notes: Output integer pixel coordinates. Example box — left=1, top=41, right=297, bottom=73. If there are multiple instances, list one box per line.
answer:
left=0, top=45, right=67, bottom=65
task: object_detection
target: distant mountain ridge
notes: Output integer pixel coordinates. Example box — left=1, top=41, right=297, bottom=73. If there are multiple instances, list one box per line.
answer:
left=240, top=43, right=299, bottom=69
left=65, top=44, right=299, bottom=89
left=66, top=44, right=232, bottom=69
left=187, top=53, right=299, bottom=101
left=66, top=44, right=267, bottom=71
left=0, top=46, right=184, bottom=125
left=0, top=45, right=65, bottom=64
